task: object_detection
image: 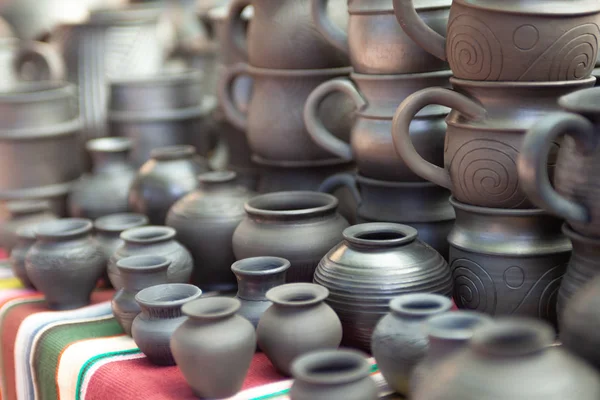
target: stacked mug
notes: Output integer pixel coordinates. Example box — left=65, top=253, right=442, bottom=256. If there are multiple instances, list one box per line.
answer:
left=304, top=0, right=455, bottom=257
left=391, top=0, right=600, bottom=324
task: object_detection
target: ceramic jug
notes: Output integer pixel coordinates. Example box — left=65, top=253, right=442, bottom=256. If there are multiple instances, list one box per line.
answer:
left=392, top=77, right=595, bottom=208
left=304, top=71, right=449, bottom=181
left=393, top=0, right=600, bottom=81
left=312, top=0, right=450, bottom=74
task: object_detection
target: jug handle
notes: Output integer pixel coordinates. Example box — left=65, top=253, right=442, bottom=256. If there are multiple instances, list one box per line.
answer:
left=519, top=112, right=595, bottom=223
left=304, top=77, right=366, bottom=160
left=223, top=0, right=251, bottom=63
left=311, top=0, right=349, bottom=54
left=391, top=87, right=486, bottom=190
left=15, top=41, right=66, bottom=82
left=392, top=0, right=447, bottom=61
left=319, top=173, right=362, bottom=206
left=217, top=62, right=251, bottom=131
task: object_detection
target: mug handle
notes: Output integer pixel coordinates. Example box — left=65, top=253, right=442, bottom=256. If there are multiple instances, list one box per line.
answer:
left=391, top=87, right=486, bottom=190
left=518, top=112, right=596, bottom=223
left=14, top=41, right=66, bottom=82
left=217, top=62, right=251, bottom=131
left=304, top=77, right=366, bottom=160
left=392, top=0, right=447, bottom=61
left=223, top=0, right=251, bottom=63
left=311, top=0, right=349, bottom=54
left=319, top=173, right=362, bottom=206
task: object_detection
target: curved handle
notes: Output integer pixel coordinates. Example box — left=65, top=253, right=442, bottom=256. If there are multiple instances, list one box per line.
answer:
left=311, top=0, right=349, bottom=55
left=14, top=41, right=66, bottom=82
left=318, top=173, right=362, bottom=205
left=304, top=77, right=366, bottom=160
left=518, top=112, right=596, bottom=223
left=392, top=0, right=447, bottom=61
left=217, top=62, right=250, bottom=130
left=391, top=87, right=486, bottom=190
left=223, top=0, right=251, bottom=63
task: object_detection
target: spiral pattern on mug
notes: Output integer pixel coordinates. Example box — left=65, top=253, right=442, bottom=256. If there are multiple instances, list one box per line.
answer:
left=446, top=15, right=503, bottom=81
left=450, top=258, right=497, bottom=314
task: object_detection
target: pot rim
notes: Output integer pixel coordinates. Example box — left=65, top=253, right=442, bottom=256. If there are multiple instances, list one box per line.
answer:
left=150, top=145, right=196, bottom=161
left=231, top=256, right=291, bottom=276
left=4, top=199, right=52, bottom=215
left=350, top=69, right=452, bottom=82
left=449, top=197, right=547, bottom=216
left=109, top=69, right=203, bottom=87
left=342, top=223, right=418, bottom=248
left=181, top=296, right=241, bottom=320
left=389, top=293, right=453, bottom=318
left=453, top=0, right=600, bottom=15
left=290, top=349, right=372, bottom=386
left=266, top=283, right=329, bottom=307
left=355, top=174, right=443, bottom=189
left=426, top=311, right=493, bottom=340
left=120, top=226, right=176, bottom=244
left=35, top=218, right=92, bottom=240
left=16, top=224, right=38, bottom=240
left=244, top=64, right=352, bottom=78
left=85, top=137, right=132, bottom=153
left=87, top=4, right=164, bottom=25
left=116, top=255, right=171, bottom=274
left=135, top=283, right=202, bottom=308
left=562, top=223, right=600, bottom=245
left=198, top=171, right=237, bottom=184
left=94, top=213, right=148, bottom=233
left=450, top=76, right=596, bottom=90
left=244, top=191, right=338, bottom=219
left=251, top=154, right=351, bottom=168
left=0, top=81, right=76, bottom=103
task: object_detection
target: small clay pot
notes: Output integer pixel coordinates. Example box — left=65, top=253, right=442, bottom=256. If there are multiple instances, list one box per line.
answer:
left=9, top=225, right=37, bottom=288
left=257, top=283, right=343, bottom=376
left=94, top=213, right=149, bottom=259
left=132, top=283, right=202, bottom=365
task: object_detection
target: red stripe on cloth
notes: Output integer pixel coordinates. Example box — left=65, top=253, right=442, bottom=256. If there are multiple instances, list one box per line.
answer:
left=0, top=249, right=7, bottom=260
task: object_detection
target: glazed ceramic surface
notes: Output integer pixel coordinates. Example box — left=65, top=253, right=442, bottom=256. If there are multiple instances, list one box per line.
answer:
left=94, top=213, right=148, bottom=259
left=392, top=77, right=595, bottom=208
left=9, top=225, right=37, bottom=288
left=0, top=200, right=56, bottom=251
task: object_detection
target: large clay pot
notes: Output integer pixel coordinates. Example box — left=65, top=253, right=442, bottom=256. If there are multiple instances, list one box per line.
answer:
left=166, top=171, right=255, bottom=292
left=304, top=71, right=450, bottom=181
left=413, top=318, right=600, bottom=399
left=392, top=77, right=595, bottom=208
left=9, top=225, right=37, bottom=288
left=25, top=219, right=106, bottom=310
left=314, top=223, right=453, bottom=351
left=0, top=200, right=56, bottom=252
left=233, top=191, right=349, bottom=282
left=93, top=213, right=149, bottom=259
left=393, top=0, right=600, bottom=81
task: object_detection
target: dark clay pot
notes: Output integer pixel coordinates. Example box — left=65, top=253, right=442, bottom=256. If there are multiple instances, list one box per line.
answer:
left=108, top=226, right=193, bottom=291
left=231, top=256, right=291, bottom=328
left=371, top=293, right=453, bottom=395
left=0, top=200, right=57, bottom=252
left=128, top=145, right=210, bottom=225
left=314, top=223, right=453, bottom=351
left=112, top=255, right=169, bottom=336
left=289, top=349, right=377, bottom=400
left=171, top=297, right=256, bottom=398
left=93, top=213, right=149, bottom=259
left=257, top=283, right=343, bottom=376
left=25, top=219, right=106, bottom=310
left=9, top=225, right=37, bottom=288
left=68, top=137, right=136, bottom=219
left=131, top=283, right=202, bottom=365
left=166, top=171, right=255, bottom=292
left=233, top=191, right=349, bottom=283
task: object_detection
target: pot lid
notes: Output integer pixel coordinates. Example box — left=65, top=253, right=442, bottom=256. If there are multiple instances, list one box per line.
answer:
left=454, top=0, right=600, bottom=15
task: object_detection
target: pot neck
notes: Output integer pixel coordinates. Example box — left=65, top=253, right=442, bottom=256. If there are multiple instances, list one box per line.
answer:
left=197, top=171, right=239, bottom=192
left=266, top=283, right=329, bottom=309
left=232, top=257, right=290, bottom=301
left=389, top=293, right=453, bottom=320
left=87, top=137, right=132, bottom=173
left=343, top=223, right=418, bottom=250
left=181, top=297, right=241, bottom=324
left=136, top=284, right=202, bottom=319
left=3, top=200, right=52, bottom=218
left=35, top=219, right=93, bottom=242
left=150, top=145, right=196, bottom=162
left=118, top=256, right=170, bottom=292
left=120, top=226, right=176, bottom=247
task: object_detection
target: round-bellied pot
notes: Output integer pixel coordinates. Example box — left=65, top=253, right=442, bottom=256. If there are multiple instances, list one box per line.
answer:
left=371, top=293, right=453, bottom=396
left=231, top=256, right=291, bottom=328
left=233, top=191, right=349, bottom=283
left=25, top=219, right=106, bottom=310
left=289, top=349, right=377, bottom=400
left=108, top=226, right=193, bottom=291
left=413, top=318, right=600, bottom=399
left=171, top=297, right=256, bottom=398
left=0, top=200, right=57, bottom=251
left=94, top=213, right=149, bottom=259
left=166, top=171, right=255, bottom=291
left=257, top=283, right=343, bottom=376
left=9, top=225, right=37, bottom=288
left=314, top=223, right=453, bottom=351
left=131, top=283, right=202, bottom=365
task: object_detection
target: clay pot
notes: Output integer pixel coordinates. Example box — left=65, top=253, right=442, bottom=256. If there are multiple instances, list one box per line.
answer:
left=289, top=349, right=377, bottom=400
left=304, top=71, right=449, bottom=181
left=93, top=213, right=149, bottom=259
left=231, top=256, right=291, bottom=328
left=166, top=171, right=255, bottom=292
left=108, top=226, right=193, bottom=290
left=413, top=318, right=600, bottom=399
left=233, top=191, right=349, bottom=282
left=171, top=297, right=256, bottom=398
left=314, top=223, right=453, bottom=351
left=448, top=197, right=571, bottom=324
left=257, top=283, right=343, bottom=376
left=25, top=219, right=106, bottom=310
left=392, top=77, right=595, bottom=208
left=128, top=145, right=210, bottom=224
left=131, top=283, right=202, bottom=365
left=394, top=0, right=600, bottom=81
left=9, top=225, right=37, bottom=288
left=0, top=200, right=56, bottom=252
left=68, top=137, right=136, bottom=219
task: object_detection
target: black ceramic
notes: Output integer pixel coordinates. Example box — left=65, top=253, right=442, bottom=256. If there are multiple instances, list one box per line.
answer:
left=25, top=219, right=106, bottom=310
left=231, top=256, right=291, bottom=328
left=0, top=200, right=56, bottom=252
left=166, top=171, right=255, bottom=291
left=9, top=225, right=37, bottom=288
left=131, top=283, right=202, bottom=365
left=314, top=223, right=453, bottom=351
left=93, top=213, right=149, bottom=259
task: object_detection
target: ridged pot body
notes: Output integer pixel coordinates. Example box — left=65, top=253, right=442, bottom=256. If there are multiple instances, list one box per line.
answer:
left=0, top=202, right=57, bottom=251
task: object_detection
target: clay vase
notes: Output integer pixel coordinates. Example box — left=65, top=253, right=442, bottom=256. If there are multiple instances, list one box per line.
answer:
left=68, top=137, right=136, bottom=219
left=9, top=225, right=37, bottom=288
left=231, top=256, right=291, bottom=328
left=392, top=77, right=595, bottom=208
left=393, top=0, right=600, bottom=81
left=128, top=145, right=210, bottom=225
left=0, top=200, right=57, bottom=252
left=233, top=191, right=349, bottom=282
left=108, top=226, right=193, bottom=290
left=314, top=223, right=453, bottom=351
left=171, top=297, right=256, bottom=398
left=93, top=213, right=149, bottom=259
left=257, top=283, right=343, bottom=376
left=25, top=219, right=106, bottom=310
left=131, top=283, right=202, bottom=365
left=166, top=171, right=255, bottom=291
left=289, top=349, right=377, bottom=400
left=371, top=293, right=453, bottom=395
left=413, top=318, right=600, bottom=399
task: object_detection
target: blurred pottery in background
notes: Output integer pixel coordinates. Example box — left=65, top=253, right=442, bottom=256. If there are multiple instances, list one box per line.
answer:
left=0, top=200, right=56, bottom=251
